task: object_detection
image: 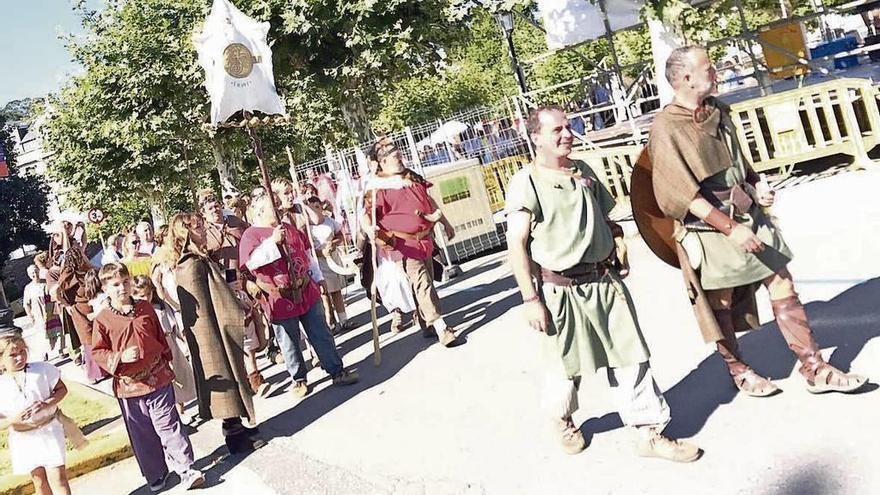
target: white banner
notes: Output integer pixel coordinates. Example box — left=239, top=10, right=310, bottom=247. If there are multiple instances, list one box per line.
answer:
left=538, top=0, right=644, bottom=50
left=193, top=0, right=286, bottom=124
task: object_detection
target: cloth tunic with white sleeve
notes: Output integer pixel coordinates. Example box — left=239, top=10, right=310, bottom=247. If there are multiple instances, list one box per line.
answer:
left=504, top=161, right=650, bottom=378
left=0, top=362, right=66, bottom=474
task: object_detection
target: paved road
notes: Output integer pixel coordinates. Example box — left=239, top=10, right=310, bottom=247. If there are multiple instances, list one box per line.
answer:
left=59, top=168, right=880, bottom=495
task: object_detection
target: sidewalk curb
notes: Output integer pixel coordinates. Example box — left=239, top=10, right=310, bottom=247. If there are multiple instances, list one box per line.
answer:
left=1, top=443, right=133, bottom=495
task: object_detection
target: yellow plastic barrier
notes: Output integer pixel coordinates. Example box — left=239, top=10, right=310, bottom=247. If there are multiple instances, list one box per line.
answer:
left=570, top=146, right=641, bottom=203
left=481, top=150, right=639, bottom=212
left=482, top=155, right=530, bottom=212
left=729, top=78, right=880, bottom=175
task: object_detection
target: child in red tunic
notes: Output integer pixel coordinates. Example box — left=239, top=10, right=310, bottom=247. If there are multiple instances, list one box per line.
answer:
left=92, top=263, right=204, bottom=492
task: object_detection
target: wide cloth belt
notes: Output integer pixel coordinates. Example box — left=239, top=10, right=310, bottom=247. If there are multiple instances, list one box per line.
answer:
left=12, top=409, right=89, bottom=449
left=387, top=229, right=432, bottom=241
left=540, top=262, right=610, bottom=287
left=120, top=356, right=165, bottom=386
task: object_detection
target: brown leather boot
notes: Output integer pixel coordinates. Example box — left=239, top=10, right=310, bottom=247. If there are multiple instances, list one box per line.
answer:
left=771, top=296, right=867, bottom=393
left=248, top=371, right=271, bottom=397
left=714, top=308, right=778, bottom=397
left=554, top=417, right=587, bottom=455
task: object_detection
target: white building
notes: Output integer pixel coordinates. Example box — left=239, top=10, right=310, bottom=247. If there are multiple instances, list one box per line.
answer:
left=6, top=114, right=65, bottom=259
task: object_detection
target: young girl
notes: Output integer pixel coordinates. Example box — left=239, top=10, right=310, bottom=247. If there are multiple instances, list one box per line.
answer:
left=92, top=263, right=204, bottom=491
left=131, top=275, right=198, bottom=419
left=0, top=335, right=72, bottom=495
left=82, top=270, right=110, bottom=384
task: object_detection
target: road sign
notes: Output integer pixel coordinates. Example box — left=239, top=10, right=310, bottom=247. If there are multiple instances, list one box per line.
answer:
left=87, top=208, right=106, bottom=224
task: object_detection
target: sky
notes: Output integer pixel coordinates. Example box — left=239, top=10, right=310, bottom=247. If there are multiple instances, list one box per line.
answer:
left=0, top=0, right=98, bottom=105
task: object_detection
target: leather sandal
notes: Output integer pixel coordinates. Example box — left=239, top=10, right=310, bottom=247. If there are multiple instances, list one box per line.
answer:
left=732, top=369, right=779, bottom=397
left=806, top=364, right=867, bottom=394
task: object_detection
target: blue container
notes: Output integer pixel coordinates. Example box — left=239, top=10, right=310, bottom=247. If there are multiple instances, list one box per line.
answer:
left=811, top=37, right=860, bottom=70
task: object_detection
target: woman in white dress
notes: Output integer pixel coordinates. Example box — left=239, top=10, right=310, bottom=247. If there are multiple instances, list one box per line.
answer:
left=305, top=196, right=356, bottom=333
left=0, top=334, right=72, bottom=495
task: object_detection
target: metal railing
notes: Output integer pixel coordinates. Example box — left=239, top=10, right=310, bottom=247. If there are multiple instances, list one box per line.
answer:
left=729, top=77, right=880, bottom=175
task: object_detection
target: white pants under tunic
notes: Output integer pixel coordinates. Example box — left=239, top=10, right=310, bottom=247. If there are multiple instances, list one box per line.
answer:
left=542, top=360, right=671, bottom=429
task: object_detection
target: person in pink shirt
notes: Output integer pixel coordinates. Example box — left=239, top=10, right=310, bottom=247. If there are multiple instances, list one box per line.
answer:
left=239, top=193, right=359, bottom=399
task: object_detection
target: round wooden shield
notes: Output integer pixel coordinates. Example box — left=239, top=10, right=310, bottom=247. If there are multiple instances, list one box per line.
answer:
left=630, top=149, right=680, bottom=268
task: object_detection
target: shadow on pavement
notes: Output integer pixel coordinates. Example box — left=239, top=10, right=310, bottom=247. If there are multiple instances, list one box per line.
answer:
left=185, top=254, right=515, bottom=481
left=661, top=277, right=880, bottom=439
left=80, top=415, right=121, bottom=435
left=759, top=459, right=841, bottom=495
left=577, top=278, right=880, bottom=442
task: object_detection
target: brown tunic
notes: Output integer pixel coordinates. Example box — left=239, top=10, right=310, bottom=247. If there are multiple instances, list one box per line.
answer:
left=647, top=99, right=761, bottom=343
left=91, top=301, right=175, bottom=398
left=204, top=215, right=247, bottom=274
left=175, top=253, right=254, bottom=422
left=56, top=265, right=94, bottom=345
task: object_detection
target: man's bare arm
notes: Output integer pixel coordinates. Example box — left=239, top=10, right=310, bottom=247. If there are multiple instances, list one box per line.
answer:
left=687, top=194, right=763, bottom=253
left=507, top=210, right=548, bottom=332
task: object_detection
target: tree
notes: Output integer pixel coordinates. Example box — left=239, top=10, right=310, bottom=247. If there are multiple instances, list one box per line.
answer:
left=262, top=0, right=471, bottom=142
left=44, top=0, right=480, bottom=222
left=0, top=120, right=50, bottom=268
left=0, top=98, right=44, bottom=123
left=44, top=0, right=222, bottom=232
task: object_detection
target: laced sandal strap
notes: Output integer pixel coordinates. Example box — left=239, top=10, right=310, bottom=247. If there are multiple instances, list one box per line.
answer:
left=812, top=364, right=860, bottom=387
left=733, top=369, right=778, bottom=397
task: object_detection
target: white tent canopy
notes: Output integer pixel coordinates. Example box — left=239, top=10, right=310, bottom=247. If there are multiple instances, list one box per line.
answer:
left=417, top=121, right=470, bottom=147
left=537, top=0, right=644, bottom=50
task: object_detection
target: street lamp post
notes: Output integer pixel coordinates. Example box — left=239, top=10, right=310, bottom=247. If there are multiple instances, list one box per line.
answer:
left=496, top=11, right=528, bottom=94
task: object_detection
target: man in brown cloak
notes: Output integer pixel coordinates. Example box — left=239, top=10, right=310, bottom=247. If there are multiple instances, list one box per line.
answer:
left=647, top=46, right=867, bottom=396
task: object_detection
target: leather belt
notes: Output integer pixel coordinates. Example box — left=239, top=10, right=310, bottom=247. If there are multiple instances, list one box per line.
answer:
left=540, top=262, right=610, bottom=287
left=683, top=183, right=754, bottom=232
left=388, top=229, right=432, bottom=241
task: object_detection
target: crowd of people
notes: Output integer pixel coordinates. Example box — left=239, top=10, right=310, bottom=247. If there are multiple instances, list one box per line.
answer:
left=1, top=45, right=873, bottom=495
left=417, top=118, right=529, bottom=168
left=2, top=135, right=468, bottom=493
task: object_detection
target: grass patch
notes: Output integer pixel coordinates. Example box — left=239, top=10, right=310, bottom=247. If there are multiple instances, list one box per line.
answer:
left=0, top=381, right=132, bottom=495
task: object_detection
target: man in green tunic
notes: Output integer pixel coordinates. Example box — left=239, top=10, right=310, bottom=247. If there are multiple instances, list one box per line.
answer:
left=648, top=46, right=867, bottom=396
left=505, top=106, right=701, bottom=462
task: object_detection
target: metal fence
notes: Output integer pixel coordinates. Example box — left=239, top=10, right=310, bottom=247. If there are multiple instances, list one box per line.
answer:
left=293, top=100, right=532, bottom=181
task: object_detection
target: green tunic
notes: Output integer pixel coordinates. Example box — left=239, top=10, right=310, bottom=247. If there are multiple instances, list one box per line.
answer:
left=505, top=160, right=650, bottom=378
left=677, top=120, right=793, bottom=290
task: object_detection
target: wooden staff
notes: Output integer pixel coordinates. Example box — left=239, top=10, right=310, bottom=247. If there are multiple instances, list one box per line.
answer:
left=181, top=143, right=198, bottom=208
left=243, top=112, right=302, bottom=304
left=369, top=187, right=382, bottom=366
left=284, top=145, right=319, bottom=262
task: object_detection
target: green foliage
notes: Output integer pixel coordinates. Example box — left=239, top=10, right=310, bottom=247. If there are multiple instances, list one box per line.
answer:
left=44, top=0, right=476, bottom=230
left=44, top=0, right=213, bottom=232
left=0, top=98, right=44, bottom=123
left=374, top=8, right=517, bottom=129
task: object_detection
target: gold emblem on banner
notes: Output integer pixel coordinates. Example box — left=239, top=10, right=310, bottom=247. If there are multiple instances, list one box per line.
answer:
left=223, top=43, right=255, bottom=78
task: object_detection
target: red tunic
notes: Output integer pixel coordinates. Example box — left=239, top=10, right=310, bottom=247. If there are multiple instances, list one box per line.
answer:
left=91, top=300, right=175, bottom=398
left=375, top=179, right=435, bottom=260
left=238, top=223, right=320, bottom=322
